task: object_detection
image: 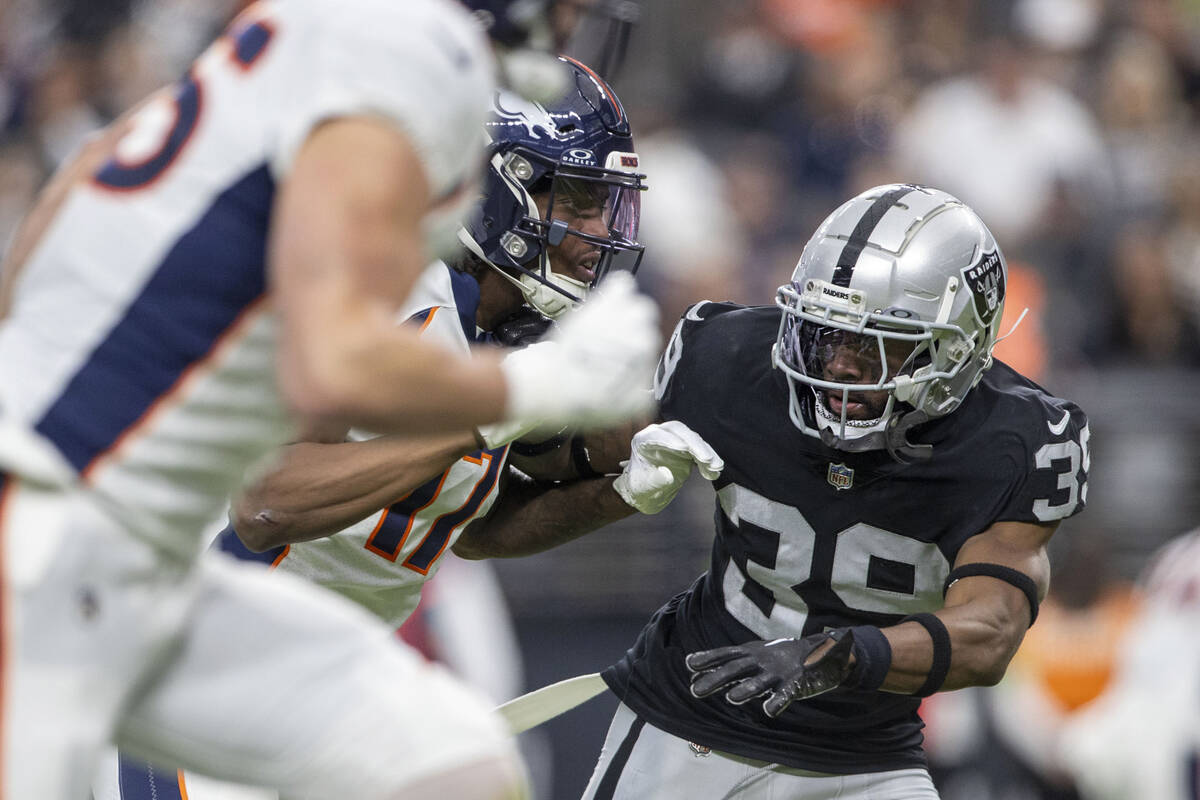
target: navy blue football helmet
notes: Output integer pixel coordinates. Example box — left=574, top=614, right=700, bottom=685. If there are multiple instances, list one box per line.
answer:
left=459, top=56, right=647, bottom=318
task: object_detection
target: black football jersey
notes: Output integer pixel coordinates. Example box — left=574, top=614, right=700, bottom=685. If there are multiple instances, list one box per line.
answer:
left=603, top=302, right=1090, bottom=774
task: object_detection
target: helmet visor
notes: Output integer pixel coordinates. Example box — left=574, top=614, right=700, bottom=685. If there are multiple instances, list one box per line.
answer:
left=546, top=173, right=642, bottom=239
left=801, top=326, right=917, bottom=384
left=538, top=169, right=645, bottom=282
left=607, top=181, right=641, bottom=241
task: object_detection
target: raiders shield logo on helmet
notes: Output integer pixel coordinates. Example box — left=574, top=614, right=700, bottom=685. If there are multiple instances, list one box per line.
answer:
left=962, top=250, right=1005, bottom=326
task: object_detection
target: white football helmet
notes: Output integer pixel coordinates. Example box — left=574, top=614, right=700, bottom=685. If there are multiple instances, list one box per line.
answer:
left=773, top=184, right=1008, bottom=461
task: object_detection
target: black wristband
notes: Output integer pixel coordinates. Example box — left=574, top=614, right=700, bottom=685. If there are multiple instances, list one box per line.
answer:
left=943, top=563, right=1040, bottom=627
left=901, top=612, right=952, bottom=697
left=570, top=436, right=602, bottom=478
left=844, top=625, right=892, bottom=691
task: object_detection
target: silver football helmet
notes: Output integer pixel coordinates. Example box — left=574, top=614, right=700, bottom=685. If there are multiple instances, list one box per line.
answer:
left=773, top=184, right=1007, bottom=461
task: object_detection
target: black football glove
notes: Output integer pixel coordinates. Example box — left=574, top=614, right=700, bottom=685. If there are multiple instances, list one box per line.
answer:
left=491, top=307, right=554, bottom=347
left=685, top=629, right=855, bottom=718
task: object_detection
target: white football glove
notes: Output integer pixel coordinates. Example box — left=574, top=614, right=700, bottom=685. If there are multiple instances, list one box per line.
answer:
left=490, top=273, right=660, bottom=442
left=612, top=420, right=723, bottom=514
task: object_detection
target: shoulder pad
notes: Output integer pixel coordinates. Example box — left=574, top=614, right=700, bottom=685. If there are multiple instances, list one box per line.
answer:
left=653, top=301, right=747, bottom=402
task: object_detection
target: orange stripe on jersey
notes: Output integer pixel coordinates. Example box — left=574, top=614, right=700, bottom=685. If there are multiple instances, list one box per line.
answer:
left=560, top=56, right=624, bottom=124
left=89, top=73, right=206, bottom=196
left=269, top=544, right=290, bottom=569
left=366, top=508, right=392, bottom=539
left=80, top=296, right=269, bottom=484
left=419, top=306, right=440, bottom=333
left=177, top=770, right=189, bottom=800
left=402, top=451, right=497, bottom=576
left=365, top=468, right=452, bottom=562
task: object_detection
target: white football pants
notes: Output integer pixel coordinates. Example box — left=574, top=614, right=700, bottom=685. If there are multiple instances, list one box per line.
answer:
left=582, top=702, right=939, bottom=800
left=0, top=477, right=521, bottom=799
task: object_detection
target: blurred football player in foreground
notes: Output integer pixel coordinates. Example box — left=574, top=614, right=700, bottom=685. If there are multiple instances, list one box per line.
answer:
left=96, top=54, right=651, bottom=800
left=0, top=0, right=659, bottom=797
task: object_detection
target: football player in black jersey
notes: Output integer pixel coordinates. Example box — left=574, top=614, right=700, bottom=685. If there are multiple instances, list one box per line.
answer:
left=572, top=184, right=1091, bottom=799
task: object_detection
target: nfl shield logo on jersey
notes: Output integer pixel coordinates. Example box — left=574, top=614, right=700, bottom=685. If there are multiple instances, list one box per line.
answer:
left=827, top=462, right=854, bottom=490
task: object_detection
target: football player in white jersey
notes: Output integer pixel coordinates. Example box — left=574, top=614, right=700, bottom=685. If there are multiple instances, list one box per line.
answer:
left=234, top=55, right=651, bottom=622
left=94, top=53, right=650, bottom=800
left=0, top=1, right=659, bottom=798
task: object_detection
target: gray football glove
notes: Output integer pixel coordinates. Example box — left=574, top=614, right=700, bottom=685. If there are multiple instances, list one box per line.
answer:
left=685, top=630, right=855, bottom=718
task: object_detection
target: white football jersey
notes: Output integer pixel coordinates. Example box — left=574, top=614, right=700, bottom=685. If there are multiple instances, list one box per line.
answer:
left=249, top=262, right=510, bottom=627
left=0, top=0, right=494, bottom=557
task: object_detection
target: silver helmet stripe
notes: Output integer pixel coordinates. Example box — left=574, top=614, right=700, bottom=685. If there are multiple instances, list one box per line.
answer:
left=831, top=184, right=921, bottom=287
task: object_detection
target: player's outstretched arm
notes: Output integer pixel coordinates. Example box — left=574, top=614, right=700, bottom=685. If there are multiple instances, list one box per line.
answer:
left=233, top=429, right=480, bottom=552
left=451, top=467, right=636, bottom=560
left=454, top=423, right=641, bottom=559
left=886, top=518, right=1056, bottom=691
left=271, top=117, right=510, bottom=435
left=686, top=519, right=1057, bottom=717
left=454, top=417, right=709, bottom=559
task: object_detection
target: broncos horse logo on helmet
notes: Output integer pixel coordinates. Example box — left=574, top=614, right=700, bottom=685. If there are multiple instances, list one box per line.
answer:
left=459, top=55, right=647, bottom=318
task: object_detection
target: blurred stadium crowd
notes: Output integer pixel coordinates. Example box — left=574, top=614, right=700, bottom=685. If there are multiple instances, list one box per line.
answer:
left=1, top=0, right=1198, bottom=798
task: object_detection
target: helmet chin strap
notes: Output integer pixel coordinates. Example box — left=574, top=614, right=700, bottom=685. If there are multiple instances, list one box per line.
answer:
left=518, top=270, right=588, bottom=318
left=885, top=410, right=933, bottom=463
left=473, top=257, right=585, bottom=320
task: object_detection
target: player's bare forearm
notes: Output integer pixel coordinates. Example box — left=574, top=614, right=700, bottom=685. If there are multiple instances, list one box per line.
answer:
left=583, top=419, right=643, bottom=474
left=452, top=471, right=635, bottom=559
left=876, top=519, right=1057, bottom=693
left=234, top=430, right=478, bottom=551
left=271, top=117, right=509, bottom=433
left=279, top=299, right=511, bottom=432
